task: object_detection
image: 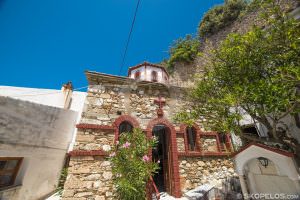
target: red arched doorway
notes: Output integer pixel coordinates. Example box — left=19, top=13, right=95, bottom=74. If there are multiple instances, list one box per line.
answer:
left=146, top=118, right=181, bottom=198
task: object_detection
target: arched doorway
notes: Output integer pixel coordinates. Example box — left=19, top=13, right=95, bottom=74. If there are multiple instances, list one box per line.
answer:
left=152, top=124, right=172, bottom=193
left=146, top=118, right=181, bottom=198
left=234, top=143, right=300, bottom=198
left=244, top=157, right=299, bottom=194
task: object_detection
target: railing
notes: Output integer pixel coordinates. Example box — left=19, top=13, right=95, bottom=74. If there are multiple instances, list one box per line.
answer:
left=146, top=176, right=160, bottom=200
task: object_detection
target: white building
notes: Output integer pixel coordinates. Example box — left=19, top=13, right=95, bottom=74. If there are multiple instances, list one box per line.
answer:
left=128, top=62, right=169, bottom=84
left=0, top=84, right=86, bottom=200
left=233, top=143, right=300, bottom=199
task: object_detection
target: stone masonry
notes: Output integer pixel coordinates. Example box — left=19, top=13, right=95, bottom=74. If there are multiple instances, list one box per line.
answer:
left=62, top=69, right=236, bottom=200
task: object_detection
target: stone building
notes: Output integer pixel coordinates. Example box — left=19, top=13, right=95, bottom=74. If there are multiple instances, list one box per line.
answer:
left=62, top=62, right=236, bottom=200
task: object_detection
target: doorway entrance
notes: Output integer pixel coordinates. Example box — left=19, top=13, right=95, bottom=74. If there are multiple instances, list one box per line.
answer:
left=152, top=125, right=173, bottom=194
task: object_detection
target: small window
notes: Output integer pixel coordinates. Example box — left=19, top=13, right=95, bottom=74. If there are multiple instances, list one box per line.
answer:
left=242, top=125, right=259, bottom=137
left=0, top=158, right=23, bottom=188
left=135, top=71, right=141, bottom=80
left=119, top=121, right=133, bottom=134
left=218, top=132, right=226, bottom=144
left=218, top=132, right=227, bottom=152
left=186, top=127, right=197, bottom=151
left=151, top=71, right=158, bottom=82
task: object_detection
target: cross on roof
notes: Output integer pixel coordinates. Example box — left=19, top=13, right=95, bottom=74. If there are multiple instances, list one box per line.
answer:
left=154, top=96, right=166, bottom=109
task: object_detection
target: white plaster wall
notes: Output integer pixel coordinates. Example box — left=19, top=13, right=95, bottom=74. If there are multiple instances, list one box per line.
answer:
left=246, top=159, right=299, bottom=194
left=0, top=86, right=87, bottom=151
left=0, top=86, right=86, bottom=113
left=129, top=65, right=169, bottom=84
left=253, top=174, right=299, bottom=194
left=130, top=66, right=146, bottom=80
left=0, top=96, right=78, bottom=200
left=234, top=145, right=299, bottom=180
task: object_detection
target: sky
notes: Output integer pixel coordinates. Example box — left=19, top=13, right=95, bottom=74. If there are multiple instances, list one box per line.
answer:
left=0, top=0, right=223, bottom=90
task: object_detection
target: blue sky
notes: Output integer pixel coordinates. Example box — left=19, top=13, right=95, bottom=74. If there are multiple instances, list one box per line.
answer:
left=0, top=0, right=223, bottom=90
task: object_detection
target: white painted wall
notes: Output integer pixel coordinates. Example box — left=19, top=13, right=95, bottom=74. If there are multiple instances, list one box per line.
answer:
left=234, top=145, right=300, bottom=196
left=0, top=96, right=79, bottom=200
left=0, top=86, right=86, bottom=113
left=129, top=65, right=169, bottom=84
left=0, top=86, right=87, bottom=151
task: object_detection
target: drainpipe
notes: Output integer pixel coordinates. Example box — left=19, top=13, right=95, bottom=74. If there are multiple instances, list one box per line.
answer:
left=61, top=81, right=73, bottom=109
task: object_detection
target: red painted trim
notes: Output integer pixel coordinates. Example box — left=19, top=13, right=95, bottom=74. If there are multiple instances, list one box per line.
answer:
left=113, top=115, right=140, bottom=142
left=68, top=150, right=108, bottom=156
left=178, top=152, right=231, bottom=157
left=76, top=124, right=115, bottom=130
left=146, top=118, right=182, bottom=198
left=232, top=142, right=294, bottom=157
left=128, top=62, right=169, bottom=77
left=180, top=124, right=202, bottom=153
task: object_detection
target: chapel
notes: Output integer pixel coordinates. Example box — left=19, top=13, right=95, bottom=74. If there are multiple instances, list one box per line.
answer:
left=62, top=62, right=236, bottom=200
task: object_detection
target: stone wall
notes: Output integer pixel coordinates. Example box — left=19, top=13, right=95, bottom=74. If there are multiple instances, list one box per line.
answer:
left=201, top=137, right=218, bottom=152
left=63, top=156, right=113, bottom=200
left=178, top=157, right=236, bottom=192
left=80, top=81, right=188, bottom=130
left=74, top=129, right=114, bottom=151
left=62, top=72, right=235, bottom=199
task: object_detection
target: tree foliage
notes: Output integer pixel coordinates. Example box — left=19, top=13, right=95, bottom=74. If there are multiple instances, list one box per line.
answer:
left=176, top=0, right=300, bottom=150
left=198, top=0, right=248, bottom=38
left=108, top=128, right=159, bottom=200
left=167, top=35, right=200, bottom=69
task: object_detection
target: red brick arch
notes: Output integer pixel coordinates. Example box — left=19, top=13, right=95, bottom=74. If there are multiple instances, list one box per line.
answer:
left=180, top=124, right=201, bottom=152
left=113, top=115, right=140, bottom=142
left=146, top=118, right=182, bottom=198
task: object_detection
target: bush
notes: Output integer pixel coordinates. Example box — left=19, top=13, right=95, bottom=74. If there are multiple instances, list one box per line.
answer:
left=167, top=35, right=200, bottom=69
left=198, top=0, right=247, bottom=37
left=55, top=168, right=68, bottom=196
left=108, top=128, right=159, bottom=200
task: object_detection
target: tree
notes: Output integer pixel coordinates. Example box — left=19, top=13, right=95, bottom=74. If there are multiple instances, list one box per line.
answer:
left=108, top=128, right=159, bottom=200
left=176, top=0, right=300, bottom=152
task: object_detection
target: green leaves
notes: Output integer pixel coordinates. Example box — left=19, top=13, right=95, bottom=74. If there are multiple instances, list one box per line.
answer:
left=108, top=128, right=159, bottom=200
left=177, top=0, right=300, bottom=142
left=167, top=35, right=200, bottom=69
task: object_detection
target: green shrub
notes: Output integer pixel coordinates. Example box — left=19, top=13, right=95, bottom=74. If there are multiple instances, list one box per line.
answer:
left=108, top=128, right=159, bottom=200
left=198, top=0, right=248, bottom=37
left=167, top=35, right=200, bottom=69
left=55, top=167, right=68, bottom=196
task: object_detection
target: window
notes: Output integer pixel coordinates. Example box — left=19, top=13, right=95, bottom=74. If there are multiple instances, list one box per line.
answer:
left=151, top=71, right=158, bottom=82
left=119, top=121, right=133, bottom=134
left=218, top=132, right=227, bottom=152
left=0, top=158, right=22, bottom=188
left=134, top=71, right=141, bottom=80
left=186, top=127, right=197, bottom=151
left=242, top=125, right=259, bottom=137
